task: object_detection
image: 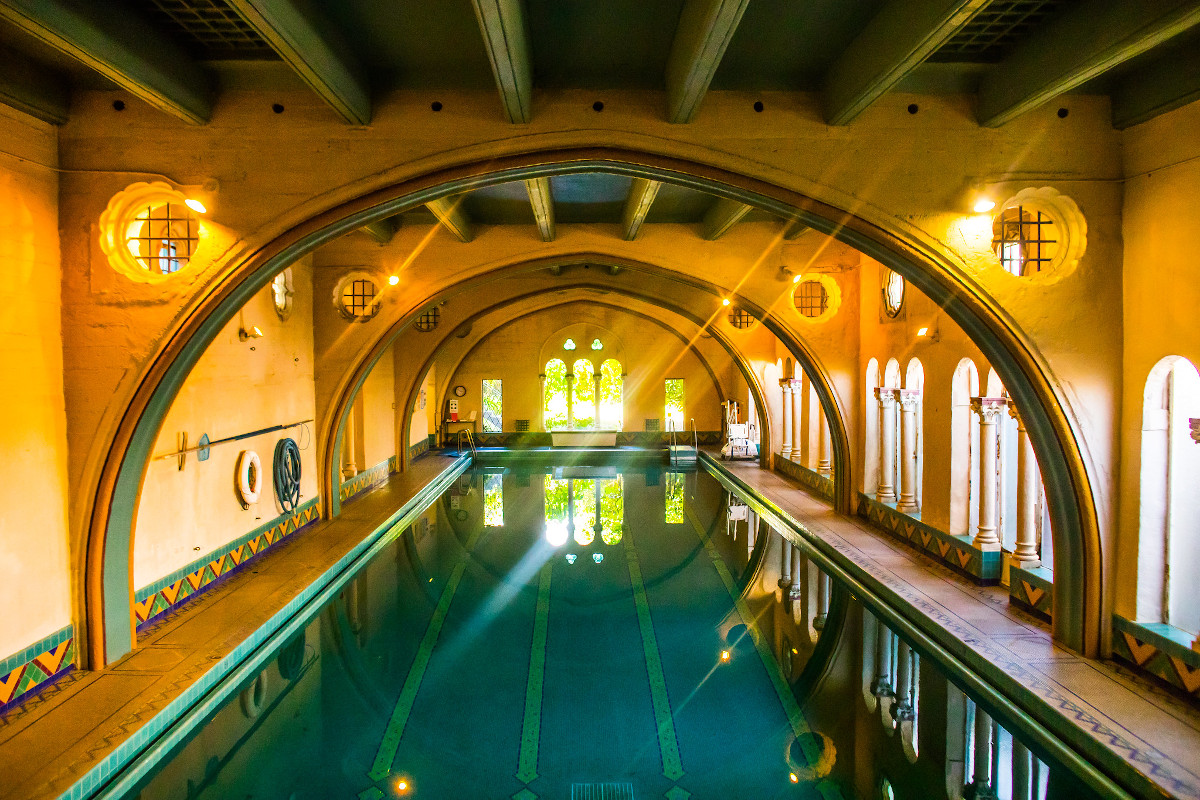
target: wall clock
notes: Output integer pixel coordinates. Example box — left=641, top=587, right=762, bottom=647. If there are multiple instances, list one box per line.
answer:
left=453, top=385, right=466, bottom=397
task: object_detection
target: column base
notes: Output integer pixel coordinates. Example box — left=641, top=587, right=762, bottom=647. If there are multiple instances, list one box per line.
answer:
left=1010, top=555, right=1041, bottom=569
left=780, top=448, right=793, bottom=460
left=876, top=490, right=897, bottom=504
left=896, top=500, right=920, bottom=514
left=972, top=538, right=1001, bottom=552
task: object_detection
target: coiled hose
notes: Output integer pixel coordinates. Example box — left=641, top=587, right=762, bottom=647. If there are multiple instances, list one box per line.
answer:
left=273, top=437, right=302, bottom=512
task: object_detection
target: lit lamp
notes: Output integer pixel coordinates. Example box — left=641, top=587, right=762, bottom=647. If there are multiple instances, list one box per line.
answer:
left=238, top=325, right=264, bottom=342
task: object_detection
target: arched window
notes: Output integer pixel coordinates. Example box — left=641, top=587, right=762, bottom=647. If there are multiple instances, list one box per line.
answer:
left=950, top=359, right=980, bottom=535
left=543, top=359, right=568, bottom=430
left=573, top=359, right=596, bottom=429
left=905, top=358, right=925, bottom=510
left=599, top=358, right=623, bottom=429
left=1137, top=357, right=1200, bottom=632
left=864, top=358, right=880, bottom=495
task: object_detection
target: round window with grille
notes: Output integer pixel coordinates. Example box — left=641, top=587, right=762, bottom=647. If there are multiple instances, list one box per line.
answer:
left=414, top=308, right=440, bottom=332
left=727, top=307, right=756, bottom=329
left=334, top=274, right=381, bottom=322
left=99, top=182, right=206, bottom=283
left=791, top=274, right=840, bottom=324
left=882, top=269, right=905, bottom=318
left=988, top=187, right=1086, bottom=281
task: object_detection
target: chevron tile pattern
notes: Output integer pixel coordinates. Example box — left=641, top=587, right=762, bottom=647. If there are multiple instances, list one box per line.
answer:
left=133, top=498, right=321, bottom=629
left=1113, top=616, right=1200, bottom=702
left=774, top=456, right=835, bottom=501
left=0, top=626, right=74, bottom=713
left=339, top=459, right=395, bottom=503
left=1009, top=565, right=1053, bottom=621
left=856, top=493, right=1002, bottom=583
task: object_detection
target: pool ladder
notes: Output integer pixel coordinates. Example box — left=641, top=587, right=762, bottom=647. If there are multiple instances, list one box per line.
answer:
left=668, top=418, right=698, bottom=467
left=456, top=428, right=477, bottom=461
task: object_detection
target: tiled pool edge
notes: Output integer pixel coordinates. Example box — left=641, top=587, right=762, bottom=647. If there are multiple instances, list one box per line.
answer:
left=0, top=626, right=75, bottom=714
left=700, top=452, right=1168, bottom=800
left=64, top=455, right=470, bottom=800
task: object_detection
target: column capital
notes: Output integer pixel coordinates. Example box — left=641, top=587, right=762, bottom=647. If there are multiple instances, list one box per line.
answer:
left=970, top=396, right=1008, bottom=420
left=875, top=386, right=898, bottom=407
left=779, top=378, right=792, bottom=391
left=1006, top=399, right=1025, bottom=429
left=1190, top=418, right=1200, bottom=444
left=896, top=389, right=921, bottom=409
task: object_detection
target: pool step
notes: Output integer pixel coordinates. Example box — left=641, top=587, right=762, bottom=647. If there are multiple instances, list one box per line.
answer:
left=570, top=782, right=634, bottom=800
left=668, top=444, right=697, bottom=466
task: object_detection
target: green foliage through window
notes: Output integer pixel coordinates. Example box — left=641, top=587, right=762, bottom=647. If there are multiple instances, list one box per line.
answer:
left=544, top=359, right=568, bottom=430
left=665, top=379, right=685, bottom=432
left=482, top=379, right=502, bottom=432
left=666, top=472, right=685, bottom=524
left=484, top=473, right=503, bottom=526
left=573, top=359, right=595, bottom=429
left=600, top=477, right=624, bottom=544
left=573, top=478, right=596, bottom=545
left=600, top=359, right=623, bottom=430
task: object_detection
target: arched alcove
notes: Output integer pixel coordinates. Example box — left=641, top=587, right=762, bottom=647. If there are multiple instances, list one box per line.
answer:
left=950, top=359, right=980, bottom=536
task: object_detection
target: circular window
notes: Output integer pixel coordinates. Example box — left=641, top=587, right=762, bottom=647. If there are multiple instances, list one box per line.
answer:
left=882, top=270, right=905, bottom=318
left=99, top=182, right=203, bottom=283
left=727, top=307, right=756, bottom=329
left=334, top=273, right=381, bottom=322
left=271, top=268, right=294, bottom=321
left=989, top=187, right=1087, bottom=281
left=791, top=275, right=841, bottom=323
left=414, top=308, right=440, bottom=332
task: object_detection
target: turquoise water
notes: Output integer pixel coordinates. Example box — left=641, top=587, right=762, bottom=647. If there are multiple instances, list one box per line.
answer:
left=126, top=465, right=1096, bottom=800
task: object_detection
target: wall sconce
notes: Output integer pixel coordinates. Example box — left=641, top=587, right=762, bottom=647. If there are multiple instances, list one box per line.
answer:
left=916, top=322, right=940, bottom=343
left=239, top=325, right=264, bottom=342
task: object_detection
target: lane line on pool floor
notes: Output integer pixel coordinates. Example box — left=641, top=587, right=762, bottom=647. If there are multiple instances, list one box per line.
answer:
left=363, top=526, right=485, bottom=789
left=625, top=531, right=687, bottom=790
left=513, top=561, right=553, bottom=796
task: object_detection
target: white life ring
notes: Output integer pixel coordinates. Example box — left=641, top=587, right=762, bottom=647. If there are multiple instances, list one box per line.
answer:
left=237, top=449, right=262, bottom=506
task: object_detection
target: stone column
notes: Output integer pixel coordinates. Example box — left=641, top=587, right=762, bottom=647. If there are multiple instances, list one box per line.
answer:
left=791, top=379, right=803, bottom=462
left=870, top=619, right=894, bottom=701
left=967, top=707, right=996, bottom=799
left=1009, top=403, right=1041, bottom=568
left=891, top=640, right=915, bottom=724
left=817, top=408, right=832, bottom=477
left=1012, top=739, right=1031, bottom=800
left=778, top=536, right=793, bottom=602
left=814, top=569, right=829, bottom=631
left=566, top=372, right=575, bottom=428
left=789, top=544, right=803, bottom=604
left=538, top=373, right=546, bottom=431
left=780, top=380, right=794, bottom=459
left=971, top=397, right=1006, bottom=551
left=896, top=389, right=921, bottom=514
left=341, top=410, right=357, bottom=479
left=875, top=388, right=898, bottom=503
left=593, top=371, right=601, bottom=428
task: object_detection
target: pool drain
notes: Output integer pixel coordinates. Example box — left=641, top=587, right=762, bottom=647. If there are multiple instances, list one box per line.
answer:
left=570, top=783, right=634, bottom=800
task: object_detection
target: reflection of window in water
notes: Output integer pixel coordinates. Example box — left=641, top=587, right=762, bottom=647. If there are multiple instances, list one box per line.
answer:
left=544, top=475, right=624, bottom=546
left=665, top=472, right=685, bottom=524
left=484, top=473, right=503, bottom=527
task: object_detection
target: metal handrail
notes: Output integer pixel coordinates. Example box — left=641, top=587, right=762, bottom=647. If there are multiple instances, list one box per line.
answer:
left=667, top=418, right=678, bottom=466
left=690, top=417, right=698, bottom=452
left=457, top=428, right=477, bottom=460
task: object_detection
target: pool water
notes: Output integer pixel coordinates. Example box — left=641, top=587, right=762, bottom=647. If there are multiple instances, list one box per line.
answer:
left=127, top=464, right=1097, bottom=800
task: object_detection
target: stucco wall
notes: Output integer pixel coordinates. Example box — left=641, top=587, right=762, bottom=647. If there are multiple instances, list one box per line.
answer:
left=0, top=107, right=71, bottom=658
left=359, top=343, right=395, bottom=470
left=132, top=258, right=318, bottom=589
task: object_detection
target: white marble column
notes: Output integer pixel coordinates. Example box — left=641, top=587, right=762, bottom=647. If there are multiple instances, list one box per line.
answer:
left=814, top=569, right=829, bottom=631
left=896, top=389, right=921, bottom=514
left=538, top=372, right=546, bottom=431
left=1012, top=739, right=1032, bottom=800
left=1009, top=403, right=1041, bottom=568
left=593, top=372, right=601, bottom=428
left=875, top=388, right=898, bottom=503
left=780, top=380, right=794, bottom=459
left=778, top=536, right=793, bottom=601
left=892, top=640, right=915, bottom=723
left=969, top=707, right=995, bottom=797
left=341, top=410, right=358, bottom=479
left=971, top=397, right=1006, bottom=551
left=566, top=371, right=575, bottom=428
left=817, top=408, right=832, bottom=477
left=790, top=379, right=803, bottom=462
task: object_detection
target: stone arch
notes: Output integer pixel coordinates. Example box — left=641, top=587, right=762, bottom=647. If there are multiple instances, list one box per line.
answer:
left=83, top=149, right=1103, bottom=666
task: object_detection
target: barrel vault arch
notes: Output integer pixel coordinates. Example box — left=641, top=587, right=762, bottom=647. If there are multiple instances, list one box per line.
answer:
left=85, top=147, right=1101, bottom=668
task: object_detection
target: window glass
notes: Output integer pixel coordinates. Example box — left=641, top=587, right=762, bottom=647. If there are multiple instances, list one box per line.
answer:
left=599, top=359, right=623, bottom=429
left=482, top=379, right=502, bottom=432
left=484, top=474, right=503, bottom=527
left=573, top=478, right=596, bottom=545
left=600, top=477, right=624, bottom=544
left=573, top=359, right=596, bottom=429
left=665, top=379, right=685, bottom=432
left=666, top=472, right=686, bottom=524
left=544, top=359, right=568, bottom=430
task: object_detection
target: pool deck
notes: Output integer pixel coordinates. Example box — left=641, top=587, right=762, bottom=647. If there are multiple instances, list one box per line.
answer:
left=705, top=451, right=1200, bottom=800
left=0, top=454, right=464, bottom=800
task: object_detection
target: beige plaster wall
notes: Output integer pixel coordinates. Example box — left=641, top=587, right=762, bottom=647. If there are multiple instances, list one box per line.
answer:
left=406, top=364, right=436, bottom=448
left=0, top=107, right=72, bottom=656
left=359, top=343, right=395, bottom=469
left=440, top=304, right=730, bottom=433
left=1116, top=99, right=1200, bottom=618
left=132, top=258, right=318, bottom=589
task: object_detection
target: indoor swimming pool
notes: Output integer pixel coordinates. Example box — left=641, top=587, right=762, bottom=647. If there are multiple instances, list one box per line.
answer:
left=121, top=462, right=1103, bottom=800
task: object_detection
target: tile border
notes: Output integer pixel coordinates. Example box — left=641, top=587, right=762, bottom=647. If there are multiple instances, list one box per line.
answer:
left=1113, top=616, right=1200, bottom=702
left=773, top=456, right=835, bottom=501
left=856, top=493, right=1002, bottom=583
left=133, top=497, right=321, bottom=629
left=0, top=626, right=75, bottom=714
left=1009, top=564, right=1054, bottom=622
left=339, top=457, right=396, bottom=503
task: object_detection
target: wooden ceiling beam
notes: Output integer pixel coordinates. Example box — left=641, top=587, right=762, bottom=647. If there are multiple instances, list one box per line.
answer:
left=427, top=197, right=475, bottom=243
left=702, top=197, right=751, bottom=240
left=470, top=0, right=533, bottom=123
left=978, top=0, right=1200, bottom=128
left=823, top=0, right=992, bottom=125
left=226, top=0, right=370, bottom=125
left=0, top=0, right=212, bottom=124
left=1111, top=41, right=1200, bottom=129
left=620, top=178, right=662, bottom=241
left=0, top=46, right=69, bottom=125
left=360, top=217, right=398, bottom=245
left=665, top=0, right=750, bottom=123
left=525, top=177, right=556, bottom=241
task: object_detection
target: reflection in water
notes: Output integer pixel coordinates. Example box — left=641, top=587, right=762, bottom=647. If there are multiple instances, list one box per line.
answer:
left=665, top=471, right=685, bottom=523
left=544, top=474, right=625, bottom=551
left=483, top=473, right=503, bottom=527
